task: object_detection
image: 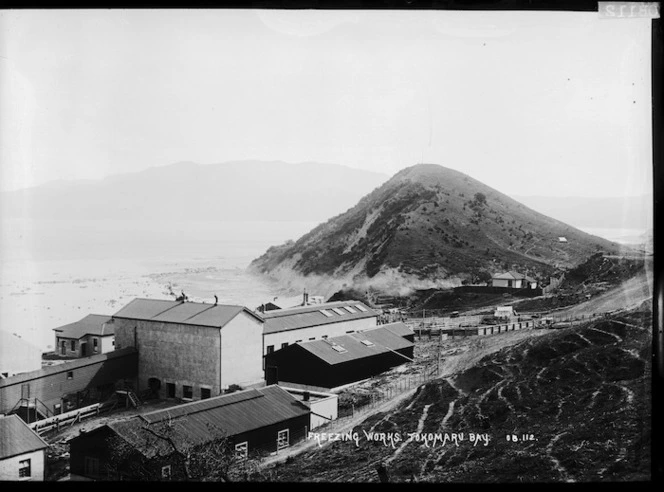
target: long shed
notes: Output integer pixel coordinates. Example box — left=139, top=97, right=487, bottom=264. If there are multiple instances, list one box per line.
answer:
left=264, top=326, right=414, bottom=390
left=68, top=385, right=310, bottom=480
left=0, top=348, right=137, bottom=421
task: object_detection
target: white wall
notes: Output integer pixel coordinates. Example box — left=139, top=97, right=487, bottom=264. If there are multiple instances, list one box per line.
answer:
left=100, top=335, right=115, bottom=354
left=220, top=312, right=265, bottom=389
left=0, top=450, right=45, bottom=481
left=264, top=317, right=377, bottom=354
left=308, top=395, right=338, bottom=429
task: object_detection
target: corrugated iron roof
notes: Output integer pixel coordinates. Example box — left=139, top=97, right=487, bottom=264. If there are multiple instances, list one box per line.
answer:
left=0, top=415, right=49, bottom=459
left=295, top=326, right=413, bottom=365
left=377, top=322, right=414, bottom=338
left=106, top=385, right=309, bottom=458
left=112, top=298, right=263, bottom=328
left=262, top=300, right=378, bottom=334
left=492, top=271, right=527, bottom=280
left=52, top=314, right=114, bottom=339
left=0, top=347, right=137, bottom=388
left=112, top=298, right=182, bottom=320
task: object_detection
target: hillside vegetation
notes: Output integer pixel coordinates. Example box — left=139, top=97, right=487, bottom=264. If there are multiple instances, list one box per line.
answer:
left=249, top=164, right=623, bottom=296
left=256, top=307, right=651, bottom=483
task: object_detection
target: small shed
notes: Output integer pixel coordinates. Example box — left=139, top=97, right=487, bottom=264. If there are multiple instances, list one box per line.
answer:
left=0, top=415, right=49, bottom=481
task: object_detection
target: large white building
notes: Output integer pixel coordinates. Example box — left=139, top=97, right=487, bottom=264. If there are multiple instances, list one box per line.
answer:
left=261, top=300, right=379, bottom=356
left=112, top=299, right=265, bottom=400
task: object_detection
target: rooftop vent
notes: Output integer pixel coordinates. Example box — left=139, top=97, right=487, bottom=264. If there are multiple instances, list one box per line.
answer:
left=360, top=340, right=374, bottom=346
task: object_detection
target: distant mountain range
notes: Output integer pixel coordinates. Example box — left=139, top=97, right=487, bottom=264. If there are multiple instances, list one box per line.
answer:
left=249, top=164, right=624, bottom=298
left=0, top=161, right=389, bottom=223
left=511, top=194, right=653, bottom=231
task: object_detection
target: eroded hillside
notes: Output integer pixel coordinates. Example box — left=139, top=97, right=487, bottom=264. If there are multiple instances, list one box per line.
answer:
left=258, top=308, right=651, bottom=483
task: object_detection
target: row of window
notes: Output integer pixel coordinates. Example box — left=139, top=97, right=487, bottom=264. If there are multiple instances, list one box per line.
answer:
left=59, top=337, right=111, bottom=355
left=234, top=429, right=289, bottom=461
left=319, top=304, right=368, bottom=318
left=165, top=382, right=211, bottom=400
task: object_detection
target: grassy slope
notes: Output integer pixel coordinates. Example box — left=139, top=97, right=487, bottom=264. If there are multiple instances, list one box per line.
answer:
left=259, top=308, right=651, bottom=483
left=250, top=164, right=623, bottom=285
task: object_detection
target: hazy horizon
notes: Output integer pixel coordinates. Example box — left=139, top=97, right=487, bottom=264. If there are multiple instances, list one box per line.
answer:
left=0, top=9, right=653, bottom=199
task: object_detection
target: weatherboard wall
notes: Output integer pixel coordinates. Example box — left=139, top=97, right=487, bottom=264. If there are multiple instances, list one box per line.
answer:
left=265, top=345, right=413, bottom=389
left=0, top=349, right=137, bottom=416
left=0, top=448, right=46, bottom=481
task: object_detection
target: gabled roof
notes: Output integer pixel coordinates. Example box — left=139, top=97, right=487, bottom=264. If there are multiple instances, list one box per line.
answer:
left=379, top=322, right=414, bottom=338
left=287, top=326, right=414, bottom=365
left=0, top=415, right=49, bottom=460
left=262, top=300, right=378, bottom=335
left=112, top=298, right=264, bottom=328
left=102, top=385, right=309, bottom=458
left=52, top=314, right=114, bottom=339
left=492, top=271, right=527, bottom=280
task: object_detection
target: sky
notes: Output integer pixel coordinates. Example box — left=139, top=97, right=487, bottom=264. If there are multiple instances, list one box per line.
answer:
left=0, top=9, right=654, bottom=198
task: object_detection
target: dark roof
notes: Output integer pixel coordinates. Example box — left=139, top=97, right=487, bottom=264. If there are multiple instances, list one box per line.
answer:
left=0, top=347, right=137, bottom=388
left=52, top=314, right=114, bottom=339
left=0, top=415, right=49, bottom=460
left=112, top=298, right=263, bottom=327
left=105, top=385, right=309, bottom=458
left=262, top=300, right=378, bottom=335
left=378, top=322, right=414, bottom=338
left=292, top=326, right=414, bottom=365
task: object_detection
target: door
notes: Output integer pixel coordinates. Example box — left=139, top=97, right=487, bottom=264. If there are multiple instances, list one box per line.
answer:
left=80, top=342, right=88, bottom=357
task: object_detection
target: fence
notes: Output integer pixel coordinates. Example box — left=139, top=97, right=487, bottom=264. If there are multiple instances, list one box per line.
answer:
left=316, top=364, right=439, bottom=435
left=28, top=401, right=117, bottom=435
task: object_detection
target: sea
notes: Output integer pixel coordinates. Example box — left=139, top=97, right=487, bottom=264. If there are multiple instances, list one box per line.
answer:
left=0, top=219, right=648, bottom=353
left=0, top=218, right=319, bottom=352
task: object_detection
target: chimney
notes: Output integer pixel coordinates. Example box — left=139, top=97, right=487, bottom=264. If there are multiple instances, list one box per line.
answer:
left=303, top=391, right=310, bottom=402
left=214, top=295, right=218, bottom=305
left=303, top=289, right=309, bottom=306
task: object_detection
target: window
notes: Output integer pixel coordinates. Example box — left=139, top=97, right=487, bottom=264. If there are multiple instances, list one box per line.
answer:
left=67, top=371, right=73, bottom=380
left=322, top=335, right=328, bottom=340
left=201, top=387, right=211, bottom=400
left=355, top=304, right=368, bottom=312
left=70, top=340, right=76, bottom=351
left=266, top=345, right=274, bottom=354
left=344, top=306, right=357, bottom=314
left=332, top=308, right=346, bottom=316
left=295, top=340, right=302, bottom=343
left=166, top=383, right=176, bottom=398
left=281, top=342, right=288, bottom=349
left=18, top=459, right=31, bottom=478
left=183, top=385, right=193, bottom=399
left=277, top=429, right=289, bottom=450
left=308, top=337, right=315, bottom=341
left=235, top=442, right=248, bottom=460
left=319, top=309, right=333, bottom=317
left=161, top=465, right=171, bottom=480
left=83, top=456, right=99, bottom=477
left=112, top=340, right=115, bottom=346
left=346, top=330, right=355, bottom=334
left=93, top=338, right=99, bottom=352
left=61, top=340, right=66, bottom=355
